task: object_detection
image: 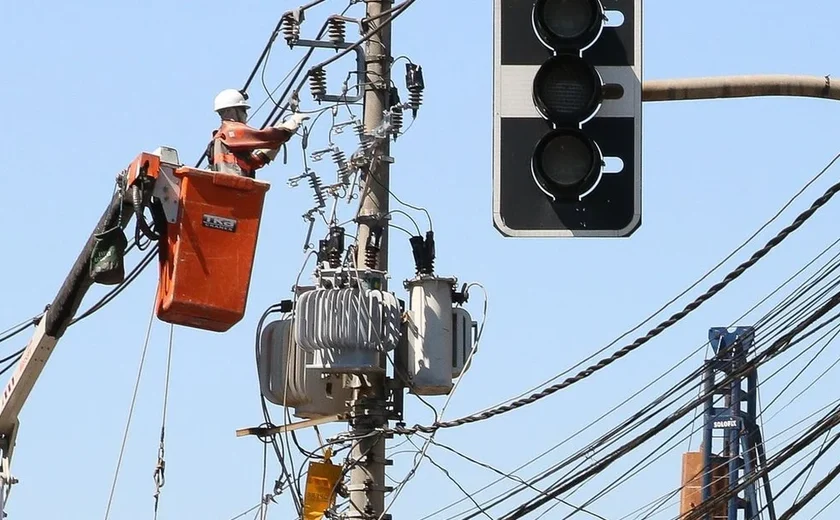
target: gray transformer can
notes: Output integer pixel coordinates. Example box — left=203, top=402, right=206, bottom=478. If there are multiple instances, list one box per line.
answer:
left=403, top=276, right=457, bottom=395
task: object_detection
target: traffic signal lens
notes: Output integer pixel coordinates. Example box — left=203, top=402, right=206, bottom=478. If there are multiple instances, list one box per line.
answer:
left=534, top=0, right=604, bottom=48
left=543, top=0, right=597, bottom=39
left=533, top=130, right=602, bottom=196
left=533, top=55, right=602, bottom=123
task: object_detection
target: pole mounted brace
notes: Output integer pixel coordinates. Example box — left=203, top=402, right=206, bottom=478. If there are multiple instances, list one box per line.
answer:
left=294, top=38, right=367, bottom=103
left=364, top=53, right=390, bottom=90
left=355, top=213, right=389, bottom=227
left=345, top=483, right=394, bottom=493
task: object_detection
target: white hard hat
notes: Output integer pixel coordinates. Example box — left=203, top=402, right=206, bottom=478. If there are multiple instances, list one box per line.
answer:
left=214, top=89, right=250, bottom=112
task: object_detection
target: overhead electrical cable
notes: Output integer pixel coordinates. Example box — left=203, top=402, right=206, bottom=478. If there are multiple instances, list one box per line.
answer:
left=455, top=306, right=838, bottom=520
left=677, top=406, right=840, bottom=520
left=555, top=320, right=840, bottom=520
left=466, top=155, right=840, bottom=420
left=70, top=246, right=158, bottom=326
left=628, top=428, right=840, bottom=520
left=424, top=234, right=840, bottom=520
left=616, top=394, right=840, bottom=520
left=463, top=300, right=834, bottom=519
left=393, top=160, right=840, bottom=437
left=498, top=292, right=840, bottom=519
left=472, top=284, right=840, bottom=520
left=103, top=304, right=156, bottom=520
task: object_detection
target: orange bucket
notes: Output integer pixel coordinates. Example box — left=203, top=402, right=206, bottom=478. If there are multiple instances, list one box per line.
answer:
left=155, top=167, right=270, bottom=332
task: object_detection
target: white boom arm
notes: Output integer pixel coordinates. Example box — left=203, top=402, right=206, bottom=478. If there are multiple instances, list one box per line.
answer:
left=0, top=147, right=181, bottom=517
left=0, top=317, right=58, bottom=510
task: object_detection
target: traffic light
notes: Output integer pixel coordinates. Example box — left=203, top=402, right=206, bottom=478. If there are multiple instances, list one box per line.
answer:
left=492, top=0, right=642, bottom=237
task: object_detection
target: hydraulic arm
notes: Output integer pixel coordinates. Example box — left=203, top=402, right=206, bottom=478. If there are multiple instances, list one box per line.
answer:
left=0, top=146, right=272, bottom=516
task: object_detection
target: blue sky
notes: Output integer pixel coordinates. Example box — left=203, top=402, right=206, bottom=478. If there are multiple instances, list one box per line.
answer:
left=4, top=0, right=840, bottom=519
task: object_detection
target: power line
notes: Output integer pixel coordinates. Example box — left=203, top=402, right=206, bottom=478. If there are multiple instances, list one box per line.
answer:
left=103, top=304, right=156, bottom=520
left=450, top=267, right=840, bottom=519
left=468, top=157, right=840, bottom=421
left=421, top=233, right=840, bottom=520
left=393, top=156, right=840, bottom=437
left=458, top=263, right=840, bottom=519
left=501, top=291, right=840, bottom=519
left=431, top=239, right=840, bottom=520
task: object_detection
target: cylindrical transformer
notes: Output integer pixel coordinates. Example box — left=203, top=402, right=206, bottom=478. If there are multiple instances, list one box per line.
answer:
left=258, top=319, right=308, bottom=408
left=405, top=276, right=456, bottom=395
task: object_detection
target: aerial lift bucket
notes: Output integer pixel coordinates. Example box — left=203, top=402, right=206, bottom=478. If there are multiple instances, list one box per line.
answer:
left=155, top=167, right=270, bottom=332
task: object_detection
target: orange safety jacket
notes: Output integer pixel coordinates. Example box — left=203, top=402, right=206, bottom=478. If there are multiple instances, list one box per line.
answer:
left=208, top=121, right=293, bottom=178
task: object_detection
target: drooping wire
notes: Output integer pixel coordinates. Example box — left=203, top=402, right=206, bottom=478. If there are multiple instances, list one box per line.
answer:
left=361, top=166, right=433, bottom=230
left=393, top=158, right=840, bottom=437
left=71, top=245, right=158, bottom=326
left=152, top=324, right=174, bottom=520
left=425, top=436, right=609, bottom=520
left=420, top=238, right=840, bottom=520
left=0, top=314, right=44, bottom=345
left=451, top=263, right=840, bottom=520
left=103, top=303, right=156, bottom=520
left=466, top=154, right=840, bottom=419
left=376, top=282, right=487, bottom=520
left=498, top=292, right=840, bottom=519
left=404, top=436, right=493, bottom=520
left=310, top=0, right=416, bottom=71
left=253, top=303, right=303, bottom=516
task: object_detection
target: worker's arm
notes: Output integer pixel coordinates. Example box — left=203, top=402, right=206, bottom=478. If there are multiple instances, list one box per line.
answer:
left=220, top=123, right=293, bottom=151
left=248, top=114, right=311, bottom=166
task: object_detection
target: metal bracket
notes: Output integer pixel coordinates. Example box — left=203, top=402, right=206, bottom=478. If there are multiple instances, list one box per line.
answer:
left=294, top=39, right=366, bottom=103
left=345, top=483, right=394, bottom=493
left=235, top=413, right=349, bottom=438
left=318, top=267, right=388, bottom=291
left=0, top=423, right=18, bottom=516
left=151, top=164, right=181, bottom=224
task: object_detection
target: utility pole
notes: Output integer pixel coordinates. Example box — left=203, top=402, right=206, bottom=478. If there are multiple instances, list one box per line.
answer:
left=348, top=0, right=392, bottom=519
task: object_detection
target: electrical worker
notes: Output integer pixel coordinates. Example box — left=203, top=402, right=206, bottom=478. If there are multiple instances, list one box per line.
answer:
left=207, top=88, right=309, bottom=178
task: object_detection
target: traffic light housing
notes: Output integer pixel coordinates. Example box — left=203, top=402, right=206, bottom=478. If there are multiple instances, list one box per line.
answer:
left=492, top=0, right=642, bottom=237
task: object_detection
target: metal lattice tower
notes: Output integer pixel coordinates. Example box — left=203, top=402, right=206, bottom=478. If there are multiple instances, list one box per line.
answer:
left=699, top=326, right=776, bottom=520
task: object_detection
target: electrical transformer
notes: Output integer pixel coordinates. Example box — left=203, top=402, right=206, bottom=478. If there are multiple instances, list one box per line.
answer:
left=258, top=318, right=351, bottom=418
left=293, top=278, right=402, bottom=373
left=399, top=276, right=476, bottom=395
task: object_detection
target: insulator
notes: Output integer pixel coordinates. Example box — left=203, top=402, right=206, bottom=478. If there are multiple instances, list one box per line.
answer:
left=328, top=249, right=342, bottom=268
left=326, top=227, right=345, bottom=269
left=327, top=17, right=346, bottom=45
left=331, top=148, right=351, bottom=184
left=365, top=226, right=383, bottom=270
left=282, top=15, right=300, bottom=46
left=408, top=88, right=423, bottom=116
left=309, top=68, right=327, bottom=100
left=365, top=244, right=379, bottom=269
left=390, top=107, right=404, bottom=139
left=354, top=120, right=374, bottom=153
left=410, top=232, right=435, bottom=276
left=405, top=63, right=425, bottom=117
left=308, top=172, right=326, bottom=208
left=419, top=255, right=434, bottom=276
left=354, top=119, right=366, bottom=140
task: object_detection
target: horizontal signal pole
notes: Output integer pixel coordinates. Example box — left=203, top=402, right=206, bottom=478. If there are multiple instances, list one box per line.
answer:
left=643, top=74, right=840, bottom=103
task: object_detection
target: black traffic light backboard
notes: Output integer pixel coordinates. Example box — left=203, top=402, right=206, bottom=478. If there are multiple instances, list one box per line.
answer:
left=492, top=0, right=643, bottom=237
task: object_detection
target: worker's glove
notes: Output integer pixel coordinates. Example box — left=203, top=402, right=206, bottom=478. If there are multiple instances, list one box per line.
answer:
left=276, top=112, right=310, bottom=132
